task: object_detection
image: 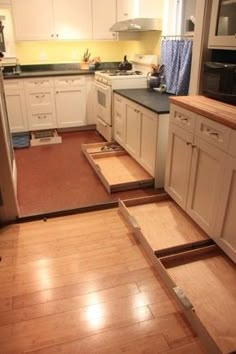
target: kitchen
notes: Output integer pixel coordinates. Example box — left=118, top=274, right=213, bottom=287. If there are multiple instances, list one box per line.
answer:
left=0, top=0, right=236, bottom=353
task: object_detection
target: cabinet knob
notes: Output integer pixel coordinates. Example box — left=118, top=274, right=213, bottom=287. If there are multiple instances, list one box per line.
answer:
left=186, top=142, right=192, bottom=145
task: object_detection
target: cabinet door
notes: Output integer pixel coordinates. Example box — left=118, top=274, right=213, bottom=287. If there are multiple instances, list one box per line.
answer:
left=208, top=0, right=236, bottom=49
left=164, top=123, right=193, bottom=210
left=85, top=76, right=96, bottom=125
left=214, top=156, right=236, bottom=263
left=92, top=0, right=117, bottom=40
left=116, top=0, right=139, bottom=21
left=12, top=0, right=54, bottom=40
left=55, top=86, right=86, bottom=128
left=5, top=91, right=28, bottom=133
left=125, top=102, right=141, bottom=159
left=186, top=136, right=226, bottom=235
left=113, top=94, right=126, bottom=147
left=53, top=0, right=92, bottom=40
left=139, top=0, right=162, bottom=18
left=139, top=108, right=157, bottom=176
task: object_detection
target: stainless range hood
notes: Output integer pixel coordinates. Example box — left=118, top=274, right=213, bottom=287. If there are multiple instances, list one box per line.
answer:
left=110, top=18, right=162, bottom=32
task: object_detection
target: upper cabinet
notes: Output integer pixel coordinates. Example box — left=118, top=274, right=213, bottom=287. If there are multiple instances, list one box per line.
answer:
left=92, top=0, right=117, bottom=40
left=11, top=0, right=54, bottom=40
left=116, top=0, right=161, bottom=22
left=11, top=0, right=92, bottom=40
left=208, top=0, right=236, bottom=49
left=53, top=0, right=92, bottom=40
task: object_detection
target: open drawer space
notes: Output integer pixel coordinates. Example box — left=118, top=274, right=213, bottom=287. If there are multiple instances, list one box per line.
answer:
left=82, top=143, right=154, bottom=193
left=158, top=246, right=236, bottom=354
left=119, top=194, right=211, bottom=257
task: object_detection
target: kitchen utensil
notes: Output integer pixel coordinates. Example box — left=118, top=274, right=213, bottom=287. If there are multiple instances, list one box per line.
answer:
left=119, top=55, right=132, bottom=71
left=147, top=72, right=161, bottom=89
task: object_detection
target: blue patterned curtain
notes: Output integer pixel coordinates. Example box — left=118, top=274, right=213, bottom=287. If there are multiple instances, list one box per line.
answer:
left=161, top=39, right=193, bottom=95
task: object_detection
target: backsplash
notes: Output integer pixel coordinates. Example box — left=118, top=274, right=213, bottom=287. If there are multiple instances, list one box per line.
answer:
left=15, top=32, right=162, bottom=64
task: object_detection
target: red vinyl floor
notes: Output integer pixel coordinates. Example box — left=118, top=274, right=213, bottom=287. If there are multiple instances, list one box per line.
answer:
left=15, top=131, right=160, bottom=217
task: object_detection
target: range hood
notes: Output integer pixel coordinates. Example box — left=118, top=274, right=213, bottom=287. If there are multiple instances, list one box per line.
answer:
left=110, top=18, right=162, bottom=32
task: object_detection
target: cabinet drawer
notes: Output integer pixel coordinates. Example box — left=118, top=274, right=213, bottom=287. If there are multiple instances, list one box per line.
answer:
left=195, top=115, right=231, bottom=152
left=4, top=79, right=24, bottom=90
left=170, top=104, right=196, bottom=133
left=29, top=92, right=52, bottom=105
left=228, top=129, right=236, bottom=157
left=54, top=76, right=85, bottom=87
left=29, top=113, right=56, bottom=129
left=96, top=117, right=112, bottom=142
left=24, top=78, right=53, bottom=88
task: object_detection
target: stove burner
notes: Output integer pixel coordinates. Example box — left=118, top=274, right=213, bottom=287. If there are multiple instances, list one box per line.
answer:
left=100, top=70, right=143, bottom=76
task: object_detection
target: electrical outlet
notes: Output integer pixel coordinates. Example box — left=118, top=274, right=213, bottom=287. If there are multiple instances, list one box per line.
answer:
left=39, top=51, right=48, bottom=61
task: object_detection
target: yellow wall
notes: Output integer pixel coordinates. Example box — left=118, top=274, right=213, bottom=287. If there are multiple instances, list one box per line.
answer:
left=16, top=32, right=162, bottom=64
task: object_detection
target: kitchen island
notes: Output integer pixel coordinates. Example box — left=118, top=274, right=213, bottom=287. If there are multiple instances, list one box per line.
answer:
left=113, top=88, right=171, bottom=114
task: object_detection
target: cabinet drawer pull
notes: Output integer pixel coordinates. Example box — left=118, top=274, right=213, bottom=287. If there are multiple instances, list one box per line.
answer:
left=209, top=131, right=219, bottom=137
left=192, top=144, right=197, bottom=148
left=186, top=141, right=192, bottom=145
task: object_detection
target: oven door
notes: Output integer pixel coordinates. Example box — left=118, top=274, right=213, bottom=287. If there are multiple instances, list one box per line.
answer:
left=95, top=81, right=112, bottom=125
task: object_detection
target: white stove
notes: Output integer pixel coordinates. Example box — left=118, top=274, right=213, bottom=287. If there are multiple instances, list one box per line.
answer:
left=95, top=54, right=157, bottom=89
left=95, top=55, right=157, bottom=141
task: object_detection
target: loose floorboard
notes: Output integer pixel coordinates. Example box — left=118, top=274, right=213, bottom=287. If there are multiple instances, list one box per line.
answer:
left=0, top=208, right=206, bottom=354
left=15, top=131, right=160, bottom=216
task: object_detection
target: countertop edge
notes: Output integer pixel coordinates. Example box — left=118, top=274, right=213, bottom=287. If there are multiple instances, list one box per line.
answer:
left=114, top=89, right=170, bottom=115
left=3, top=70, right=95, bottom=79
left=170, top=96, right=236, bottom=130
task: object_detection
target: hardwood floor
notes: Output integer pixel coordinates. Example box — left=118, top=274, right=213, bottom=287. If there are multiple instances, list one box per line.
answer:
left=0, top=208, right=206, bottom=354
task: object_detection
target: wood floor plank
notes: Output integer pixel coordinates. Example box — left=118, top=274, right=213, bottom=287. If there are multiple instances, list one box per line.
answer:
left=0, top=208, right=206, bottom=354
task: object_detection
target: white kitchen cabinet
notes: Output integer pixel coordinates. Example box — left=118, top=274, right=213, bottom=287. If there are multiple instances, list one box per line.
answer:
left=139, top=107, right=158, bottom=176
left=92, top=0, right=117, bottom=40
left=11, top=0, right=54, bottom=40
left=165, top=123, right=193, bottom=209
left=116, top=0, right=138, bottom=21
left=4, top=79, right=28, bottom=133
left=214, top=130, right=236, bottom=263
left=53, top=0, right=92, bottom=40
left=54, top=76, right=86, bottom=128
left=12, top=0, right=92, bottom=40
left=117, top=0, right=161, bottom=21
left=208, top=0, right=236, bottom=49
left=85, top=76, right=96, bottom=125
left=186, top=135, right=226, bottom=235
left=113, top=93, right=126, bottom=146
left=165, top=104, right=227, bottom=236
left=113, top=94, right=160, bottom=177
left=24, top=78, right=57, bottom=131
left=125, top=101, right=141, bottom=159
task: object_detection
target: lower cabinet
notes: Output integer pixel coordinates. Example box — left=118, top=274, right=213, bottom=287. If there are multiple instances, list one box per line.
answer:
left=165, top=103, right=236, bottom=262
left=214, top=133, right=236, bottom=262
left=113, top=93, right=160, bottom=177
left=4, top=80, right=28, bottom=133
left=125, top=102, right=141, bottom=159
left=55, top=88, right=86, bottom=128
left=4, top=75, right=92, bottom=132
left=24, top=78, right=57, bottom=131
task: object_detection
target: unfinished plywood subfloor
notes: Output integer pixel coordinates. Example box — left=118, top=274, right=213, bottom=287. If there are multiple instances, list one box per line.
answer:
left=127, top=200, right=208, bottom=252
left=166, top=253, right=236, bottom=354
left=93, top=154, right=152, bottom=185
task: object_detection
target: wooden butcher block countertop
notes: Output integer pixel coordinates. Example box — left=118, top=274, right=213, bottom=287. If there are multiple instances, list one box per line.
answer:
left=170, top=95, right=236, bottom=129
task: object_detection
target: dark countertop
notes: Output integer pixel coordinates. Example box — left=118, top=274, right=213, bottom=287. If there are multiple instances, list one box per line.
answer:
left=3, top=62, right=120, bottom=80
left=3, top=69, right=95, bottom=79
left=114, top=89, right=170, bottom=114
